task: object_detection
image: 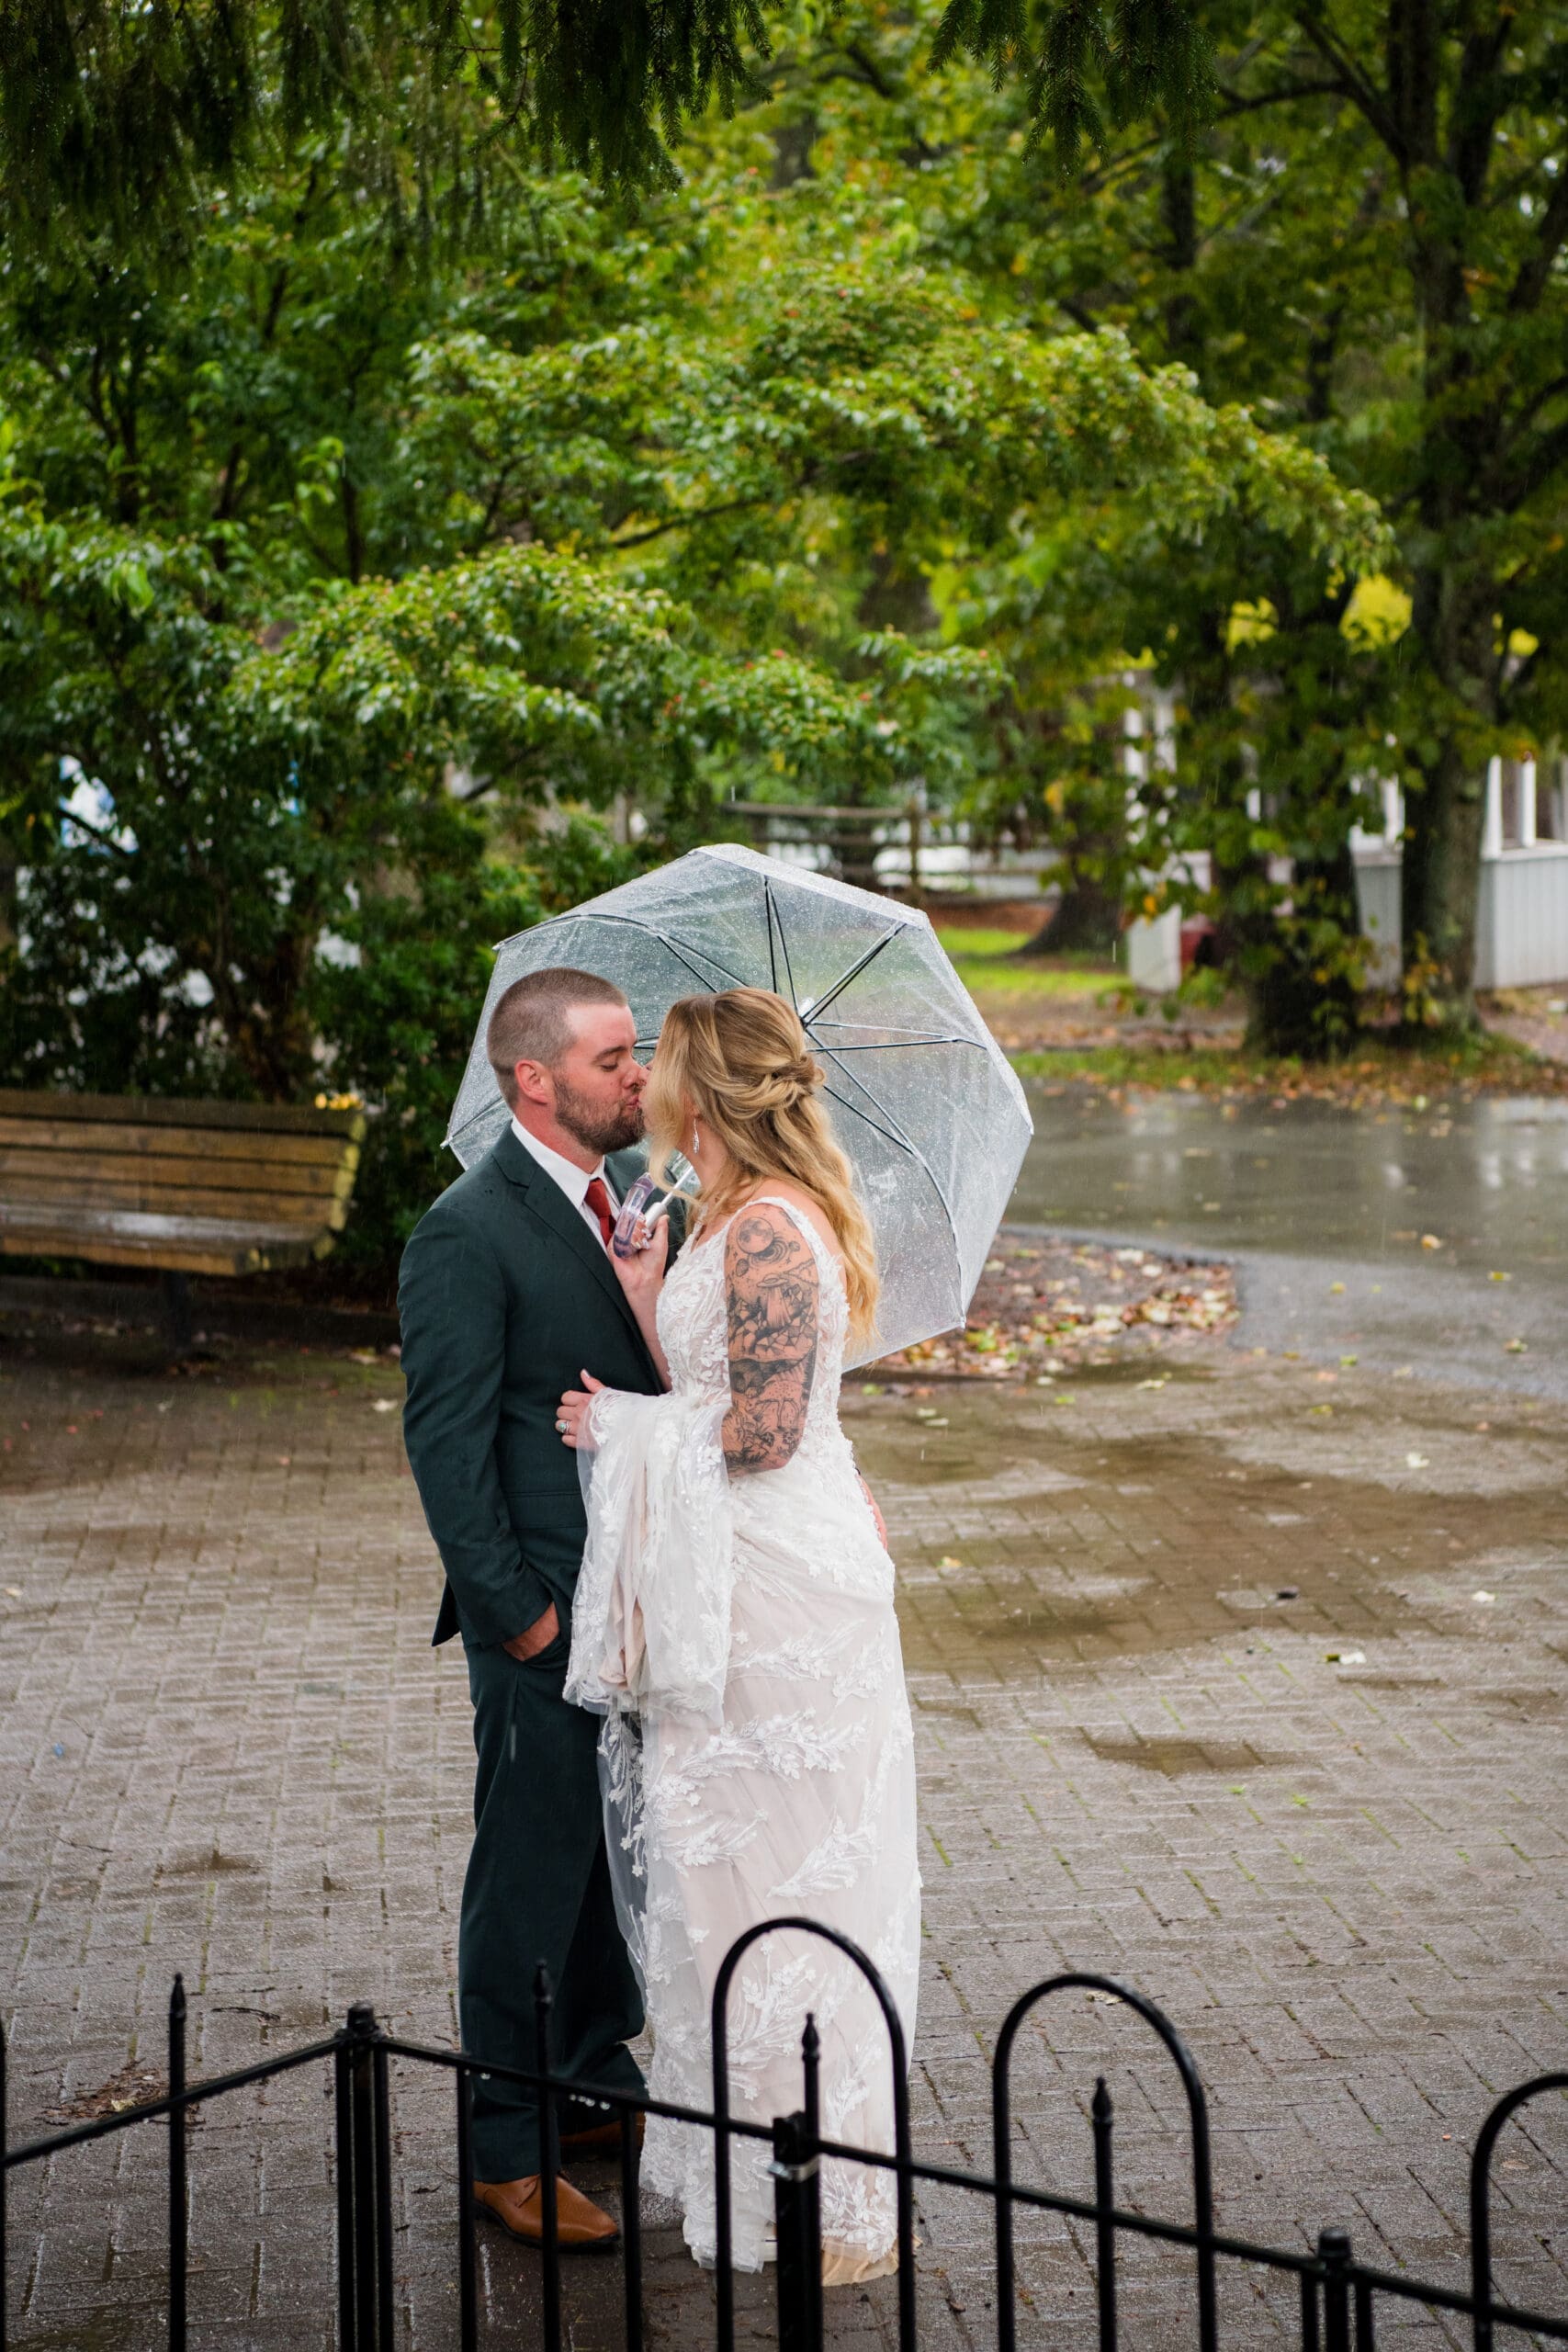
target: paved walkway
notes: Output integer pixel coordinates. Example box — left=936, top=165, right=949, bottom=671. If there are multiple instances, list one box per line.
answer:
left=3, top=1295, right=1566, bottom=2347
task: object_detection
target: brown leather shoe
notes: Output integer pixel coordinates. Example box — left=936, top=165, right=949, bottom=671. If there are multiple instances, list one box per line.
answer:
left=561, top=2112, right=645, bottom=2157
left=473, top=2173, right=619, bottom=2251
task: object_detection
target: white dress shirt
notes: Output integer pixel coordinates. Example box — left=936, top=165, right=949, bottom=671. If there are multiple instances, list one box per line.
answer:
left=510, top=1116, right=617, bottom=1246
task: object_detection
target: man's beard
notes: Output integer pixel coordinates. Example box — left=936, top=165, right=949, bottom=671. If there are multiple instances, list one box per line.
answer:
left=553, top=1075, right=645, bottom=1158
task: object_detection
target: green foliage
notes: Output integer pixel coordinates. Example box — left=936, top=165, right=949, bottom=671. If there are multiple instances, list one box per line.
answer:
left=0, top=0, right=774, bottom=247
left=928, top=0, right=1568, bottom=1029
left=0, top=0, right=1423, bottom=1278
left=653, top=5, right=1420, bottom=1051
left=308, top=831, right=545, bottom=1269
left=931, top=0, right=1213, bottom=172
left=974, top=675, right=1145, bottom=955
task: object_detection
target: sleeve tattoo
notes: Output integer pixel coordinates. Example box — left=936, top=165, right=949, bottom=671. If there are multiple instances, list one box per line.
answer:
left=722, top=1205, right=819, bottom=1473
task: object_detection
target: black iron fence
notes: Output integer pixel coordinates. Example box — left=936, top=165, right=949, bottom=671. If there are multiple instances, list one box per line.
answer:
left=4, top=1915, right=1566, bottom=2351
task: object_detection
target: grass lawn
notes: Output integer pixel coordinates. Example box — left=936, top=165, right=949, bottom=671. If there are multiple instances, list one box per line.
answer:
left=926, top=909, right=1566, bottom=1101
left=934, top=927, right=1116, bottom=1000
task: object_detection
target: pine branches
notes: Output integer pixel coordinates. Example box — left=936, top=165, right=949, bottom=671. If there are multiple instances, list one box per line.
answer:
left=931, top=0, right=1213, bottom=172
left=0, top=0, right=774, bottom=251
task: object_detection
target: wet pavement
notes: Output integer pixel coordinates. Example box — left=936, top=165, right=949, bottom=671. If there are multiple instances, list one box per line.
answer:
left=1011, top=1084, right=1568, bottom=1397
left=851, top=1362, right=1568, bottom=2346
left=4, top=1307, right=1567, bottom=2346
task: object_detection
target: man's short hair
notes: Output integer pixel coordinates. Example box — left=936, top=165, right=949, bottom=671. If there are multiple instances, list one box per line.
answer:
left=486, top=967, right=630, bottom=1105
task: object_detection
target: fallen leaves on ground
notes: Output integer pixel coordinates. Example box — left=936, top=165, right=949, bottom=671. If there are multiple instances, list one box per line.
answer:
left=1005, top=1036, right=1568, bottom=1107
left=867, top=1234, right=1237, bottom=1382
left=44, top=2064, right=166, bottom=2123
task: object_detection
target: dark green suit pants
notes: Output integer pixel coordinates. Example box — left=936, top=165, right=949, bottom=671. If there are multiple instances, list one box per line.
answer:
left=461, top=1636, right=645, bottom=2181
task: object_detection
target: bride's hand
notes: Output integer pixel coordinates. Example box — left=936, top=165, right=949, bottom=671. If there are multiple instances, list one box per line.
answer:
left=558, top=1371, right=609, bottom=1451
left=609, top=1205, right=670, bottom=1317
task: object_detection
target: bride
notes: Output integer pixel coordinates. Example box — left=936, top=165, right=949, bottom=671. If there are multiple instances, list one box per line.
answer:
left=556, top=986, right=920, bottom=2282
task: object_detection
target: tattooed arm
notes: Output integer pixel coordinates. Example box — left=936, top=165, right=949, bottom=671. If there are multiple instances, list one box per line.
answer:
left=722, top=1203, right=819, bottom=1474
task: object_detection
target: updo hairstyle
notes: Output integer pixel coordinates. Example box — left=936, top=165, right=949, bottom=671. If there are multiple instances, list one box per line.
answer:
left=645, top=987, right=879, bottom=1341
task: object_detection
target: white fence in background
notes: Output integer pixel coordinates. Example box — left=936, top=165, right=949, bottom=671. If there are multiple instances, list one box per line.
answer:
left=724, top=746, right=1568, bottom=989
left=721, top=804, right=1062, bottom=899
left=1354, top=757, right=1568, bottom=989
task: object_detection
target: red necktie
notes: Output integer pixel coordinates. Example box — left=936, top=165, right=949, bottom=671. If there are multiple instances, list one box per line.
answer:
left=583, top=1176, right=615, bottom=1247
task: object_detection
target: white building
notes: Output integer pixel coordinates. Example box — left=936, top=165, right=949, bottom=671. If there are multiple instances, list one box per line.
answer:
left=1127, top=749, right=1568, bottom=994
left=1351, top=758, right=1568, bottom=989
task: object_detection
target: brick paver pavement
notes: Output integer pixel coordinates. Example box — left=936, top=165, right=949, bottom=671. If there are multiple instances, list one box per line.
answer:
left=3, top=1304, right=1566, bottom=2348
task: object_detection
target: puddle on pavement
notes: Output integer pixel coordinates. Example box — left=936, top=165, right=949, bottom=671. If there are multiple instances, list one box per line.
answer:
left=8, top=2312, right=148, bottom=2352
left=1010, top=1081, right=1568, bottom=1283
left=849, top=1392, right=1568, bottom=1679
left=154, top=1847, right=260, bottom=1880
left=1084, top=1735, right=1271, bottom=1776
left=0, top=1310, right=400, bottom=1396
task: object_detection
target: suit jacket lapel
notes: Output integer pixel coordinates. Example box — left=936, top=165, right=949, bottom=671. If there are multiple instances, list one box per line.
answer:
left=605, top=1147, right=644, bottom=1201
left=492, top=1129, right=657, bottom=1379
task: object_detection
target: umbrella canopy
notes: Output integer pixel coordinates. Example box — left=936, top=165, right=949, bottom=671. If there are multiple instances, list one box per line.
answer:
left=445, top=842, right=1032, bottom=1364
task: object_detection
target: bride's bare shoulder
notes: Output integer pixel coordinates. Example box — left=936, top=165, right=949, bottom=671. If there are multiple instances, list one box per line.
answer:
left=730, top=1181, right=840, bottom=1264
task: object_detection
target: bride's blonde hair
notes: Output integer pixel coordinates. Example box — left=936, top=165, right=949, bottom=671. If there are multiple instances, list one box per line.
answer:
left=647, top=988, right=879, bottom=1342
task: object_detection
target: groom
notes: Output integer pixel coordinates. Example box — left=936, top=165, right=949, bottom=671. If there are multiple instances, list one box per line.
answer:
left=400, top=966, right=670, bottom=2253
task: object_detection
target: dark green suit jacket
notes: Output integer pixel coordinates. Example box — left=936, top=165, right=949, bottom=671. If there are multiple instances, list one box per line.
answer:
left=399, top=1129, right=672, bottom=1650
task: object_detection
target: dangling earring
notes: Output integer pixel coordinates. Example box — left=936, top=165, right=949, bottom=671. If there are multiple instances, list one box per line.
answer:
left=691, top=1121, right=702, bottom=1159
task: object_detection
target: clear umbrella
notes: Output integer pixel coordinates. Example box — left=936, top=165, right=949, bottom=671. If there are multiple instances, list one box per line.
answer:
left=445, top=842, right=1032, bottom=1364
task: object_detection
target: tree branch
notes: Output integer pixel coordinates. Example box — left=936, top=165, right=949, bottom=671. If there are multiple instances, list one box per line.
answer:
left=1490, top=368, right=1568, bottom=472
left=1056, top=294, right=1101, bottom=334
left=1494, top=411, right=1568, bottom=513
left=1446, top=20, right=1513, bottom=202
left=841, top=37, right=897, bottom=102
left=1070, top=129, right=1170, bottom=198
left=610, top=492, right=773, bottom=548
left=1290, top=11, right=1404, bottom=164
left=1214, top=77, right=1346, bottom=119
left=1508, top=158, right=1568, bottom=315
left=58, top=800, right=134, bottom=857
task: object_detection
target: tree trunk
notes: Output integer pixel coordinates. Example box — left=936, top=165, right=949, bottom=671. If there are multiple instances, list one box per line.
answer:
left=1011, top=876, right=1119, bottom=956
left=1397, top=533, right=1496, bottom=1031
left=846, top=557, right=937, bottom=892
left=1393, top=6, right=1495, bottom=1035
left=1161, top=154, right=1200, bottom=365
left=1242, top=838, right=1363, bottom=1057
left=1398, top=729, right=1486, bottom=1030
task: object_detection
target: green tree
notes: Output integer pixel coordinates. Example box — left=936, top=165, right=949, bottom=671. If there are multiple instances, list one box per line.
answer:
left=0, top=0, right=1387, bottom=1275
left=936, top=0, right=1568, bottom=1032
left=0, top=0, right=773, bottom=243
left=677, top=5, right=1400, bottom=1045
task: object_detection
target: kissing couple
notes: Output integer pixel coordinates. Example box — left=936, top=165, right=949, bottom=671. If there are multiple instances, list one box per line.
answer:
left=399, top=967, right=920, bottom=2282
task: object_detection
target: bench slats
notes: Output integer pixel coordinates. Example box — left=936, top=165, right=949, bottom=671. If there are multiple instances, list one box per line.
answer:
left=0, top=1202, right=333, bottom=1277
left=0, top=1115, right=358, bottom=1170
left=0, top=1090, right=366, bottom=1139
left=0, top=1173, right=351, bottom=1227
left=0, top=1089, right=367, bottom=1279
left=0, top=1148, right=356, bottom=1204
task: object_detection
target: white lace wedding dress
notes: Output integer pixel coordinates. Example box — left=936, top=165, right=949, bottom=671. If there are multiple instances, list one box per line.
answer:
left=565, top=1197, right=920, bottom=2277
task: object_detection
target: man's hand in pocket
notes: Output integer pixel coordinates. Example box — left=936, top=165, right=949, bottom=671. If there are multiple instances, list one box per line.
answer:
left=502, top=1602, right=560, bottom=1662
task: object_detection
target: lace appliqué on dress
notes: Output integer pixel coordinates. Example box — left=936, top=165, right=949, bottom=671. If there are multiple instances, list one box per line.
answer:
left=567, top=1197, right=921, bottom=2276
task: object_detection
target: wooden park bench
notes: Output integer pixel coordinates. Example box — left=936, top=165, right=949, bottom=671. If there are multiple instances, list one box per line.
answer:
left=0, top=1091, right=367, bottom=1349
